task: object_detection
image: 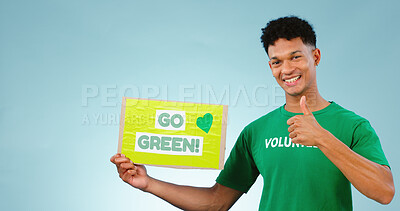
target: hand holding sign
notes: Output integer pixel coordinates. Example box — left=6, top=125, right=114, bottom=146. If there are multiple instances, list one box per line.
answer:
left=110, top=153, right=150, bottom=191
left=287, top=96, right=329, bottom=147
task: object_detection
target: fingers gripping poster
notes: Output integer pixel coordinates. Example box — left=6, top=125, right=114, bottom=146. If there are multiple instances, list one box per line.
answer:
left=118, top=97, right=228, bottom=169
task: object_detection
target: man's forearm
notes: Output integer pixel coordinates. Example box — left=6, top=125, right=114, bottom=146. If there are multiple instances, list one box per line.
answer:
left=144, top=178, right=242, bottom=211
left=317, top=132, right=395, bottom=204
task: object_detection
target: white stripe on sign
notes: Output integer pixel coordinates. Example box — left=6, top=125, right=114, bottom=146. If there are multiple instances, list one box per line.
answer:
left=135, top=132, right=203, bottom=156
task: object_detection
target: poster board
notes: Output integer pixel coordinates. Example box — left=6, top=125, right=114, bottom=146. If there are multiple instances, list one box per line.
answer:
left=118, top=97, right=228, bottom=169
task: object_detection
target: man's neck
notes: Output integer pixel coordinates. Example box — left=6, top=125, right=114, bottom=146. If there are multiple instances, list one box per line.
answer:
left=284, top=91, right=330, bottom=113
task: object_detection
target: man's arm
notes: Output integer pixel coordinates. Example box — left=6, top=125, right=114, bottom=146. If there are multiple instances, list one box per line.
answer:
left=315, top=134, right=394, bottom=204
left=287, top=96, right=395, bottom=204
left=110, top=154, right=243, bottom=210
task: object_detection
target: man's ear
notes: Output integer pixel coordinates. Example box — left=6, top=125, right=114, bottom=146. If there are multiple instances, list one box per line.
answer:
left=313, top=48, right=321, bottom=66
left=268, top=61, right=272, bottom=70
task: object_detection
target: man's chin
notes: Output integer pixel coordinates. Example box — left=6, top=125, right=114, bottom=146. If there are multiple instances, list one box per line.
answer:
left=287, top=93, right=301, bottom=97
left=285, top=90, right=304, bottom=97
left=282, top=85, right=308, bottom=97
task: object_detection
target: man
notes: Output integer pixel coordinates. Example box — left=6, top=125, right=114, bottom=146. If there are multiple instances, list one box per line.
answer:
left=111, top=16, right=394, bottom=210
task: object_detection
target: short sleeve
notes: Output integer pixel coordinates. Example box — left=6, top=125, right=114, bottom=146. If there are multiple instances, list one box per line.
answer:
left=216, top=128, right=260, bottom=193
left=351, top=121, right=390, bottom=167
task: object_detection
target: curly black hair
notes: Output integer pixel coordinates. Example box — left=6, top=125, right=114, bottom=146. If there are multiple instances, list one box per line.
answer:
left=261, top=16, right=316, bottom=54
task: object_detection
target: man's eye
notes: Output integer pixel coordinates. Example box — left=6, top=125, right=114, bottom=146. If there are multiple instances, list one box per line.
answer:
left=272, top=61, right=280, bottom=65
left=292, top=56, right=301, bottom=60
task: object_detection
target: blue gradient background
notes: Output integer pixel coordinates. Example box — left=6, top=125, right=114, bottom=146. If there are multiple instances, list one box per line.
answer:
left=0, top=0, right=399, bottom=210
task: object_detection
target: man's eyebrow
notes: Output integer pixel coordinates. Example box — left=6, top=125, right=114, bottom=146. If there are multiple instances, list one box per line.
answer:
left=270, top=50, right=302, bottom=60
left=290, top=50, right=302, bottom=55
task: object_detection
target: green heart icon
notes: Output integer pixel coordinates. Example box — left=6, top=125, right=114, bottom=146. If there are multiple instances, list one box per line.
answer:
left=196, top=113, right=213, bottom=133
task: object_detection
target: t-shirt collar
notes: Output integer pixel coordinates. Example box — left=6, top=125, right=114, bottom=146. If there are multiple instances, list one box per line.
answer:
left=280, top=101, right=336, bottom=117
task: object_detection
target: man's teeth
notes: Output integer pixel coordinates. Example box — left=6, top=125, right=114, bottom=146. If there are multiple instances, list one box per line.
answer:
left=285, top=76, right=300, bottom=83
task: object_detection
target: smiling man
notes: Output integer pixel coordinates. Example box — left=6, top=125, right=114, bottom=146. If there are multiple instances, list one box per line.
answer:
left=111, top=16, right=394, bottom=210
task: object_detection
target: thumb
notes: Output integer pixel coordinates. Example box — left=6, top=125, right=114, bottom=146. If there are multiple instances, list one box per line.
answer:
left=300, top=96, right=312, bottom=115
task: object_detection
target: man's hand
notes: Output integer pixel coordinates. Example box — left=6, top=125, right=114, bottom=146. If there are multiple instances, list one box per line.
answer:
left=287, top=96, right=330, bottom=146
left=110, top=153, right=150, bottom=191
left=110, top=153, right=243, bottom=210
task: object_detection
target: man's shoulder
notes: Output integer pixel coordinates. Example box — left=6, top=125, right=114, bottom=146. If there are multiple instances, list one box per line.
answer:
left=329, top=102, right=369, bottom=124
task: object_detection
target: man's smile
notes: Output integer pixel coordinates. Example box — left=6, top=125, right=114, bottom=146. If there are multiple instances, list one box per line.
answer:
left=283, top=75, right=301, bottom=86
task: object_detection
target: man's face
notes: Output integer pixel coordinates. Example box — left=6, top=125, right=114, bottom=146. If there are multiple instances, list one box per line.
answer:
left=268, top=37, right=320, bottom=97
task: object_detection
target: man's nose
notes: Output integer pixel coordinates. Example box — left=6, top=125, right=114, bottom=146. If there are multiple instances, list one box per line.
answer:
left=281, top=60, right=295, bottom=75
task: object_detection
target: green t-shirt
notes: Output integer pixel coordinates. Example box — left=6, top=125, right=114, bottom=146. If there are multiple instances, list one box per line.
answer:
left=216, top=102, right=389, bottom=211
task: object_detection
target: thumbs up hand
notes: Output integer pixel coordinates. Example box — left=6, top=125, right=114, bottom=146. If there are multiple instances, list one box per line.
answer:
left=287, top=96, right=328, bottom=147
left=300, top=95, right=312, bottom=116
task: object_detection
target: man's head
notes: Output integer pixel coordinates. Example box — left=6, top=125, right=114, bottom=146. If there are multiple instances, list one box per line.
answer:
left=261, top=16, right=316, bottom=55
left=261, top=16, right=321, bottom=97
